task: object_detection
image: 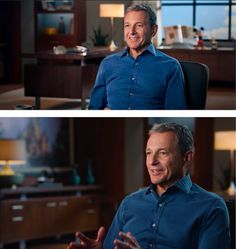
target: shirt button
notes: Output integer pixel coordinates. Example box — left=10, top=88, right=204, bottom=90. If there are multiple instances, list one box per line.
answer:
left=152, top=223, right=156, bottom=228
left=132, top=77, right=135, bottom=80
left=129, top=92, right=133, bottom=96
left=159, top=203, right=164, bottom=207
left=128, top=106, right=131, bottom=110
left=135, top=62, right=139, bottom=66
left=149, top=244, right=153, bottom=248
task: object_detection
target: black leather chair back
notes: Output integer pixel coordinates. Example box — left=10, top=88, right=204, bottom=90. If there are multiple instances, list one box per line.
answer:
left=225, top=199, right=235, bottom=249
left=180, top=61, right=209, bottom=110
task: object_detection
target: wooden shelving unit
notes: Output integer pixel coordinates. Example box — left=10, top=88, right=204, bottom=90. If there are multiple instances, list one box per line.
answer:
left=34, top=0, right=86, bottom=51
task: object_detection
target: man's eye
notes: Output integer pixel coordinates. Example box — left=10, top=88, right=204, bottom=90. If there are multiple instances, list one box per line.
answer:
left=160, top=151, right=168, bottom=156
left=146, top=151, right=151, bottom=155
left=137, top=24, right=143, bottom=28
left=124, top=24, right=130, bottom=28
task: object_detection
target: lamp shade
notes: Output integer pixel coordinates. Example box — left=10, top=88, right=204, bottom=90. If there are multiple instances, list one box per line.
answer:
left=0, top=139, right=26, bottom=164
left=100, top=4, right=124, bottom=18
left=214, top=131, right=236, bottom=151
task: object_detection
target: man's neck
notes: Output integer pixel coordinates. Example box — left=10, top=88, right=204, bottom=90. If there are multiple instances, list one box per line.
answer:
left=129, top=43, right=150, bottom=59
left=155, top=177, right=181, bottom=196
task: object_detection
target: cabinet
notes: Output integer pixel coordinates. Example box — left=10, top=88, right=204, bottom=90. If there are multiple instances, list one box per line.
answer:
left=160, top=48, right=235, bottom=84
left=0, top=185, right=101, bottom=247
left=35, top=0, right=86, bottom=51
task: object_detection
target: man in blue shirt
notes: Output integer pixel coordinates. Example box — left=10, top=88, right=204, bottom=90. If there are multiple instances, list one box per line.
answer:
left=67, top=123, right=230, bottom=249
left=88, top=4, right=187, bottom=110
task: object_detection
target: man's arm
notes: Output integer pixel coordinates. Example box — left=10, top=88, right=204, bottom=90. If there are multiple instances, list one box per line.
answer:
left=165, top=61, right=187, bottom=110
left=88, top=61, right=108, bottom=110
left=198, top=198, right=231, bottom=249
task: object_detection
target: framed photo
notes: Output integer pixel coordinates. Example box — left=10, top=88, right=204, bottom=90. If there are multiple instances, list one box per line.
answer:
left=0, top=118, right=70, bottom=171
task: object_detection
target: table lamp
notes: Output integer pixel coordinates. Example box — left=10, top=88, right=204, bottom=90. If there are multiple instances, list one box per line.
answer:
left=214, top=131, right=236, bottom=196
left=0, top=139, right=26, bottom=176
left=99, top=3, right=125, bottom=51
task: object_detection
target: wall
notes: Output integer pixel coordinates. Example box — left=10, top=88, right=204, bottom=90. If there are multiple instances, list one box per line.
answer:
left=124, top=118, right=145, bottom=194
left=86, top=0, right=131, bottom=47
left=213, top=118, right=236, bottom=191
left=21, top=0, right=34, bottom=53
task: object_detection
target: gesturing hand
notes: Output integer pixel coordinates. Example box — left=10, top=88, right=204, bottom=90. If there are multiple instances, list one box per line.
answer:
left=67, top=226, right=106, bottom=249
left=114, top=231, right=141, bottom=249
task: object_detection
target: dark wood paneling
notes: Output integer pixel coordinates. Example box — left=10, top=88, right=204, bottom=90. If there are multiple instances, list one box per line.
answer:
left=24, top=64, right=82, bottom=98
left=192, top=118, right=214, bottom=190
left=0, top=1, right=21, bottom=83
left=74, top=118, right=125, bottom=202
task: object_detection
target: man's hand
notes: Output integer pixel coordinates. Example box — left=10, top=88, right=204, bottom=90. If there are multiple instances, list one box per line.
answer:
left=67, top=226, right=106, bottom=249
left=114, top=231, right=141, bottom=249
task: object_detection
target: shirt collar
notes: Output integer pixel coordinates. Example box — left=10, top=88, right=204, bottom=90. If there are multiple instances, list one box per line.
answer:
left=145, top=174, right=192, bottom=195
left=175, top=174, right=192, bottom=193
left=120, top=43, right=157, bottom=58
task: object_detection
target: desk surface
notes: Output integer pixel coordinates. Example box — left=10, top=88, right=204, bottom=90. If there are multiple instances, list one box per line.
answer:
left=22, top=47, right=120, bottom=61
left=22, top=46, right=234, bottom=60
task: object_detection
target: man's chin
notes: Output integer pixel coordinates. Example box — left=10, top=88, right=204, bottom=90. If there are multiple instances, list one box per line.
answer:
left=150, top=177, right=164, bottom=185
left=127, top=44, right=140, bottom=50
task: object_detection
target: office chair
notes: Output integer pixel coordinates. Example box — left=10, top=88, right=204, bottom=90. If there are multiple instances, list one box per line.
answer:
left=180, top=61, right=209, bottom=110
left=225, top=199, right=235, bottom=249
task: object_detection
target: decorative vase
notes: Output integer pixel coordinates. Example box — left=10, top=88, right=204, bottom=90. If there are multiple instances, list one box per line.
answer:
left=86, top=159, right=95, bottom=185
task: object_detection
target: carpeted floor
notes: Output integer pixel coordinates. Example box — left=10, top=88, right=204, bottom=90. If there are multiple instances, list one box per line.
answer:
left=0, top=88, right=83, bottom=110
left=205, top=87, right=235, bottom=110
left=0, top=86, right=235, bottom=110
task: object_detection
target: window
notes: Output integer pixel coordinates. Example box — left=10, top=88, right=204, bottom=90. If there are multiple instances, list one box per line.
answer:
left=161, top=0, right=236, bottom=40
left=196, top=5, right=229, bottom=39
left=162, top=6, right=193, bottom=26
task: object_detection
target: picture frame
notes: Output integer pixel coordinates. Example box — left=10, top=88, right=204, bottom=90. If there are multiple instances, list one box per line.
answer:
left=0, top=118, right=71, bottom=173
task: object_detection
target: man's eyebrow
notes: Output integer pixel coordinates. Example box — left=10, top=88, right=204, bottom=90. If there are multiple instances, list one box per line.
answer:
left=124, top=21, right=144, bottom=23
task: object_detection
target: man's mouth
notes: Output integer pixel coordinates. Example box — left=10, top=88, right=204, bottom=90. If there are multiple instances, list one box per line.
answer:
left=129, top=36, right=139, bottom=41
left=150, top=168, right=164, bottom=176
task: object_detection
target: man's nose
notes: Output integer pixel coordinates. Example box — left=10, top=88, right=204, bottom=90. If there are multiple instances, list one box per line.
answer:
left=130, top=25, right=137, bottom=34
left=150, top=154, right=159, bottom=165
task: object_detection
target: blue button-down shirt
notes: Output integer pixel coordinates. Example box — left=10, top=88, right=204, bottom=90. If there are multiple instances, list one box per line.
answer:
left=89, top=43, right=186, bottom=110
left=103, top=175, right=230, bottom=249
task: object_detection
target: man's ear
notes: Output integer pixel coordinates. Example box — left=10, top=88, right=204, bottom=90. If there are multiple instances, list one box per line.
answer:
left=183, top=151, right=194, bottom=170
left=151, top=25, right=158, bottom=37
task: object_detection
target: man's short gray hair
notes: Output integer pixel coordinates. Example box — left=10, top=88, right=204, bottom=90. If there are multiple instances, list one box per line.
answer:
left=149, top=123, right=194, bottom=155
left=125, top=4, right=157, bottom=27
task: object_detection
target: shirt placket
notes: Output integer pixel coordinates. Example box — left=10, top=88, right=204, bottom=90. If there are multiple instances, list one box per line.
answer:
left=146, top=191, right=166, bottom=249
left=128, top=58, right=139, bottom=109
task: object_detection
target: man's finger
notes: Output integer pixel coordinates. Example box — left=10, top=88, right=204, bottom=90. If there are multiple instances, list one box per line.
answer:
left=114, top=238, right=131, bottom=248
left=118, top=232, right=139, bottom=247
left=75, top=231, right=90, bottom=243
left=67, top=241, right=83, bottom=249
left=97, top=226, right=106, bottom=242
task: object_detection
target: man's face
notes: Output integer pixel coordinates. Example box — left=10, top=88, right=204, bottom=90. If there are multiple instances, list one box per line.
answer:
left=146, top=131, right=188, bottom=188
left=124, top=10, right=157, bottom=54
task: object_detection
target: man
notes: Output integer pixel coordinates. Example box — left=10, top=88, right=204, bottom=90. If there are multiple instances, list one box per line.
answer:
left=88, top=4, right=187, bottom=110
left=67, top=123, right=230, bottom=249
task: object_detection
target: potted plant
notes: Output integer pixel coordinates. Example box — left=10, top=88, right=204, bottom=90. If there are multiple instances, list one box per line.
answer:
left=90, top=25, right=109, bottom=47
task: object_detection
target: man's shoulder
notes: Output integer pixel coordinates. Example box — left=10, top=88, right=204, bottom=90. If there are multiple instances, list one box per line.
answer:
left=191, top=183, right=225, bottom=203
left=154, top=48, right=179, bottom=64
left=123, top=187, right=149, bottom=201
left=102, top=49, right=125, bottom=62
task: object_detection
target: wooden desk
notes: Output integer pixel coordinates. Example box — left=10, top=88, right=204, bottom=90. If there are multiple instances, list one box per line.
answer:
left=159, top=48, right=235, bottom=84
left=23, top=48, right=115, bottom=109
